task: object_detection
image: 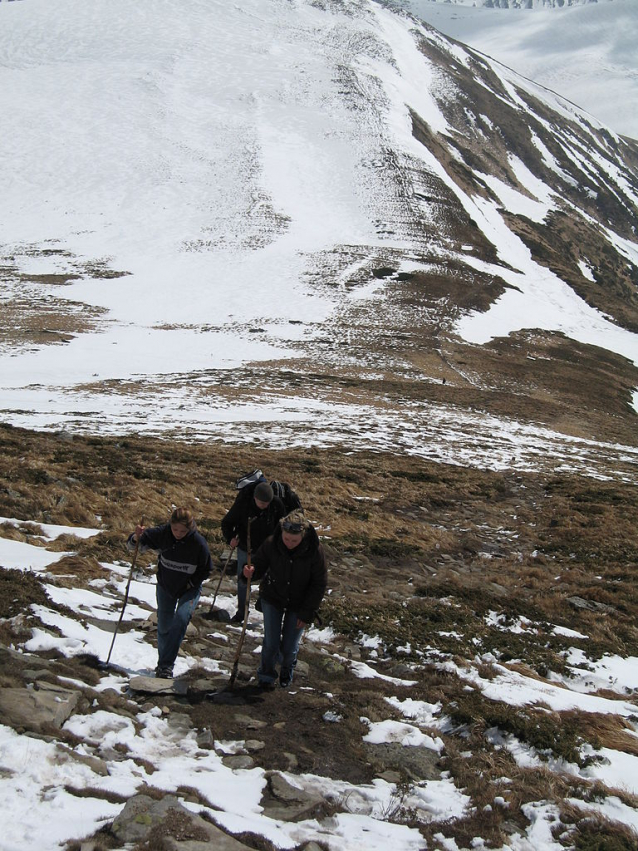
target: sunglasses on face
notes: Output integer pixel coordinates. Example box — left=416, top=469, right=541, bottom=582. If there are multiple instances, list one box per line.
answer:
left=282, top=521, right=304, bottom=533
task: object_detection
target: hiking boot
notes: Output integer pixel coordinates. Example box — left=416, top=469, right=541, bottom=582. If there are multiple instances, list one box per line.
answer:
left=155, top=666, right=174, bottom=679
left=230, top=611, right=243, bottom=624
left=258, top=680, right=276, bottom=691
left=279, top=670, right=292, bottom=688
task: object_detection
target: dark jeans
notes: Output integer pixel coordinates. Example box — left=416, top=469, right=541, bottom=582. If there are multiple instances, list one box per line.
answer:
left=156, top=583, right=200, bottom=670
left=236, top=548, right=248, bottom=612
left=258, top=598, right=304, bottom=685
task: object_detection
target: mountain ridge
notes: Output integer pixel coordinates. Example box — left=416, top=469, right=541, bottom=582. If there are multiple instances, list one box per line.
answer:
left=400, top=0, right=638, bottom=139
left=1, top=0, right=637, bottom=476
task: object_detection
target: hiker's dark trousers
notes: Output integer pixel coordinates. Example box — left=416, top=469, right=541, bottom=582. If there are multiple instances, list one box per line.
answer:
left=156, top=584, right=200, bottom=670
left=258, top=599, right=304, bottom=686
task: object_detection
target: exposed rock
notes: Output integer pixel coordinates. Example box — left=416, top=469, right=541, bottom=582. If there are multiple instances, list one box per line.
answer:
left=343, top=643, right=362, bottom=660
left=111, top=794, right=249, bottom=848
left=318, top=657, right=345, bottom=676
left=364, top=742, right=442, bottom=782
left=190, top=675, right=230, bottom=693
left=567, top=596, right=616, bottom=614
left=261, top=771, right=330, bottom=822
left=128, top=675, right=189, bottom=695
left=378, top=769, right=402, bottom=783
left=23, top=667, right=55, bottom=680
left=166, top=711, right=195, bottom=737
left=201, top=607, right=232, bottom=624
left=485, top=582, right=510, bottom=597
left=295, top=659, right=310, bottom=679
left=269, top=771, right=309, bottom=803
left=109, top=794, right=165, bottom=843
left=233, top=713, right=267, bottom=730
left=56, top=743, right=109, bottom=776
left=0, top=684, right=79, bottom=732
left=196, top=728, right=215, bottom=749
left=190, top=642, right=229, bottom=660
left=222, top=754, right=255, bottom=770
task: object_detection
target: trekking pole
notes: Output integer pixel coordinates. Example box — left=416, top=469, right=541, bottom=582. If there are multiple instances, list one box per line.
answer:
left=229, top=519, right=254, bottom=688
left=102, top=516, right=144, bottom=669
left=209, top=545, right=236, bottom=612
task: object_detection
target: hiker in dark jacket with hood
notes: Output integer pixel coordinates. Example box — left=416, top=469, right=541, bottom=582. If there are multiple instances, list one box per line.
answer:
left=128, top=507, right=212, bottom=679
left=242, top=509, right=327, bottom=689
left=221, top=481, right=286, bottom=622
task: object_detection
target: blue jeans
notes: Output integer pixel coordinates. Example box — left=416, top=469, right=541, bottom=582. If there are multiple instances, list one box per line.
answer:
left=236, top=548, right=248, bottom=612
left=258, top=599, right=304, bottom=685
left=156, top=583, right=201, bottom=670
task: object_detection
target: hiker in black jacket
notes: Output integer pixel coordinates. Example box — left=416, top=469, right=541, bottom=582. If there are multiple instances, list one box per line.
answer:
left=242, top=509, right=327, bottom=689
left=221, top=481, right=286, bottom=622
left=128, top=507, right=212, bottom=679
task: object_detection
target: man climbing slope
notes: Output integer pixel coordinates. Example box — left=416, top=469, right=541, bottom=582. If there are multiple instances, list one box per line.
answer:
left=221, top=481, right=285, bottom=622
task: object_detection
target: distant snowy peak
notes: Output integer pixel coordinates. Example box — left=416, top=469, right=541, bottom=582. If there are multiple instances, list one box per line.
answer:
left=419, top=0, right=610, bottom=8
left=485, top=0, right=604, bottom=7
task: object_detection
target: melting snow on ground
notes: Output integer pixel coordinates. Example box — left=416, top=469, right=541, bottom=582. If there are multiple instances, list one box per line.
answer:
left=1, top=526, right=637, bottom=849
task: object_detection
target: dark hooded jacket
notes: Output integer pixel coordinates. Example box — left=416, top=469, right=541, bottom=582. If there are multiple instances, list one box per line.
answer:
left=221, top=486, right=286, bottom=552
left=128, top=523, right=212, bottom=598
left=250, top=524, right=327, bottom=625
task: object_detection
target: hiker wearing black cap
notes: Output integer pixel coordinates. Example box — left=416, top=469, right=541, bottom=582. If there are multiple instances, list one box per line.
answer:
left=242, top=509, right=327, bottom=689
left=221, top=480, right=286, bottom=622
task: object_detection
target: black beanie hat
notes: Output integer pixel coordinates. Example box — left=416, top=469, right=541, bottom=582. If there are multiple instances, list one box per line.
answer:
left=254, top=482, right=274, bottom=503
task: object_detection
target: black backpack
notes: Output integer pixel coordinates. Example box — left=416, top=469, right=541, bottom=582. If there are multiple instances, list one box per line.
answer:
left=235, top=469, right=267, bottom=490
left=235, top=469, right=302, bottom=514
left=270, top=480, right=302, bottom=514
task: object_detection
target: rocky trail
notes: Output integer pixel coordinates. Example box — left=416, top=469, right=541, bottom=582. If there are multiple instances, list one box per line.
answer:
left=1, top=426, right=637, bottom=850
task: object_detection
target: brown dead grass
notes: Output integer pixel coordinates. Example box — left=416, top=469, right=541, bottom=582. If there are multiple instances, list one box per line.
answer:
left=0, top=295, right=106, bottom=350
left=558, top=803, right=638, bottom=851
left=2, top=423, right=638, bottom=849
left=560, top=711, right=638, bottom=758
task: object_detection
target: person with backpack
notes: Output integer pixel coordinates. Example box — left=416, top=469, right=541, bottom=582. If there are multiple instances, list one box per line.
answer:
left=242, top=509, right=327, bottom=690
left=127, top=507, right=212, bottom=679
left=221, top=480, right=286, bottom=622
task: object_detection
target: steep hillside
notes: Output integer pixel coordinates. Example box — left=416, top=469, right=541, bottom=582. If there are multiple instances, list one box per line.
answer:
left=0, top=0, right=637, bottom=472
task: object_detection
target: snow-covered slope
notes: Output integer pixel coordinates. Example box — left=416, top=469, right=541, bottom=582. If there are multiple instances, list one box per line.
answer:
left=402, top=0, right=638, bottom=139
left=1, top=0, right=637, bottom=478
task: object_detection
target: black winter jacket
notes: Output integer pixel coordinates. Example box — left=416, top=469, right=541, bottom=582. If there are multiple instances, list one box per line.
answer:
left=251, top=524, right=327, bottom=625
left=128, top=524, right=212, bottom=598
left=221, top=487, right=286, bottom=552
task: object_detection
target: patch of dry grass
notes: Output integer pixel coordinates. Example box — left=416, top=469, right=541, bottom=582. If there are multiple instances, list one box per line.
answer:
left=558, top=804, right=638, bottom=851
